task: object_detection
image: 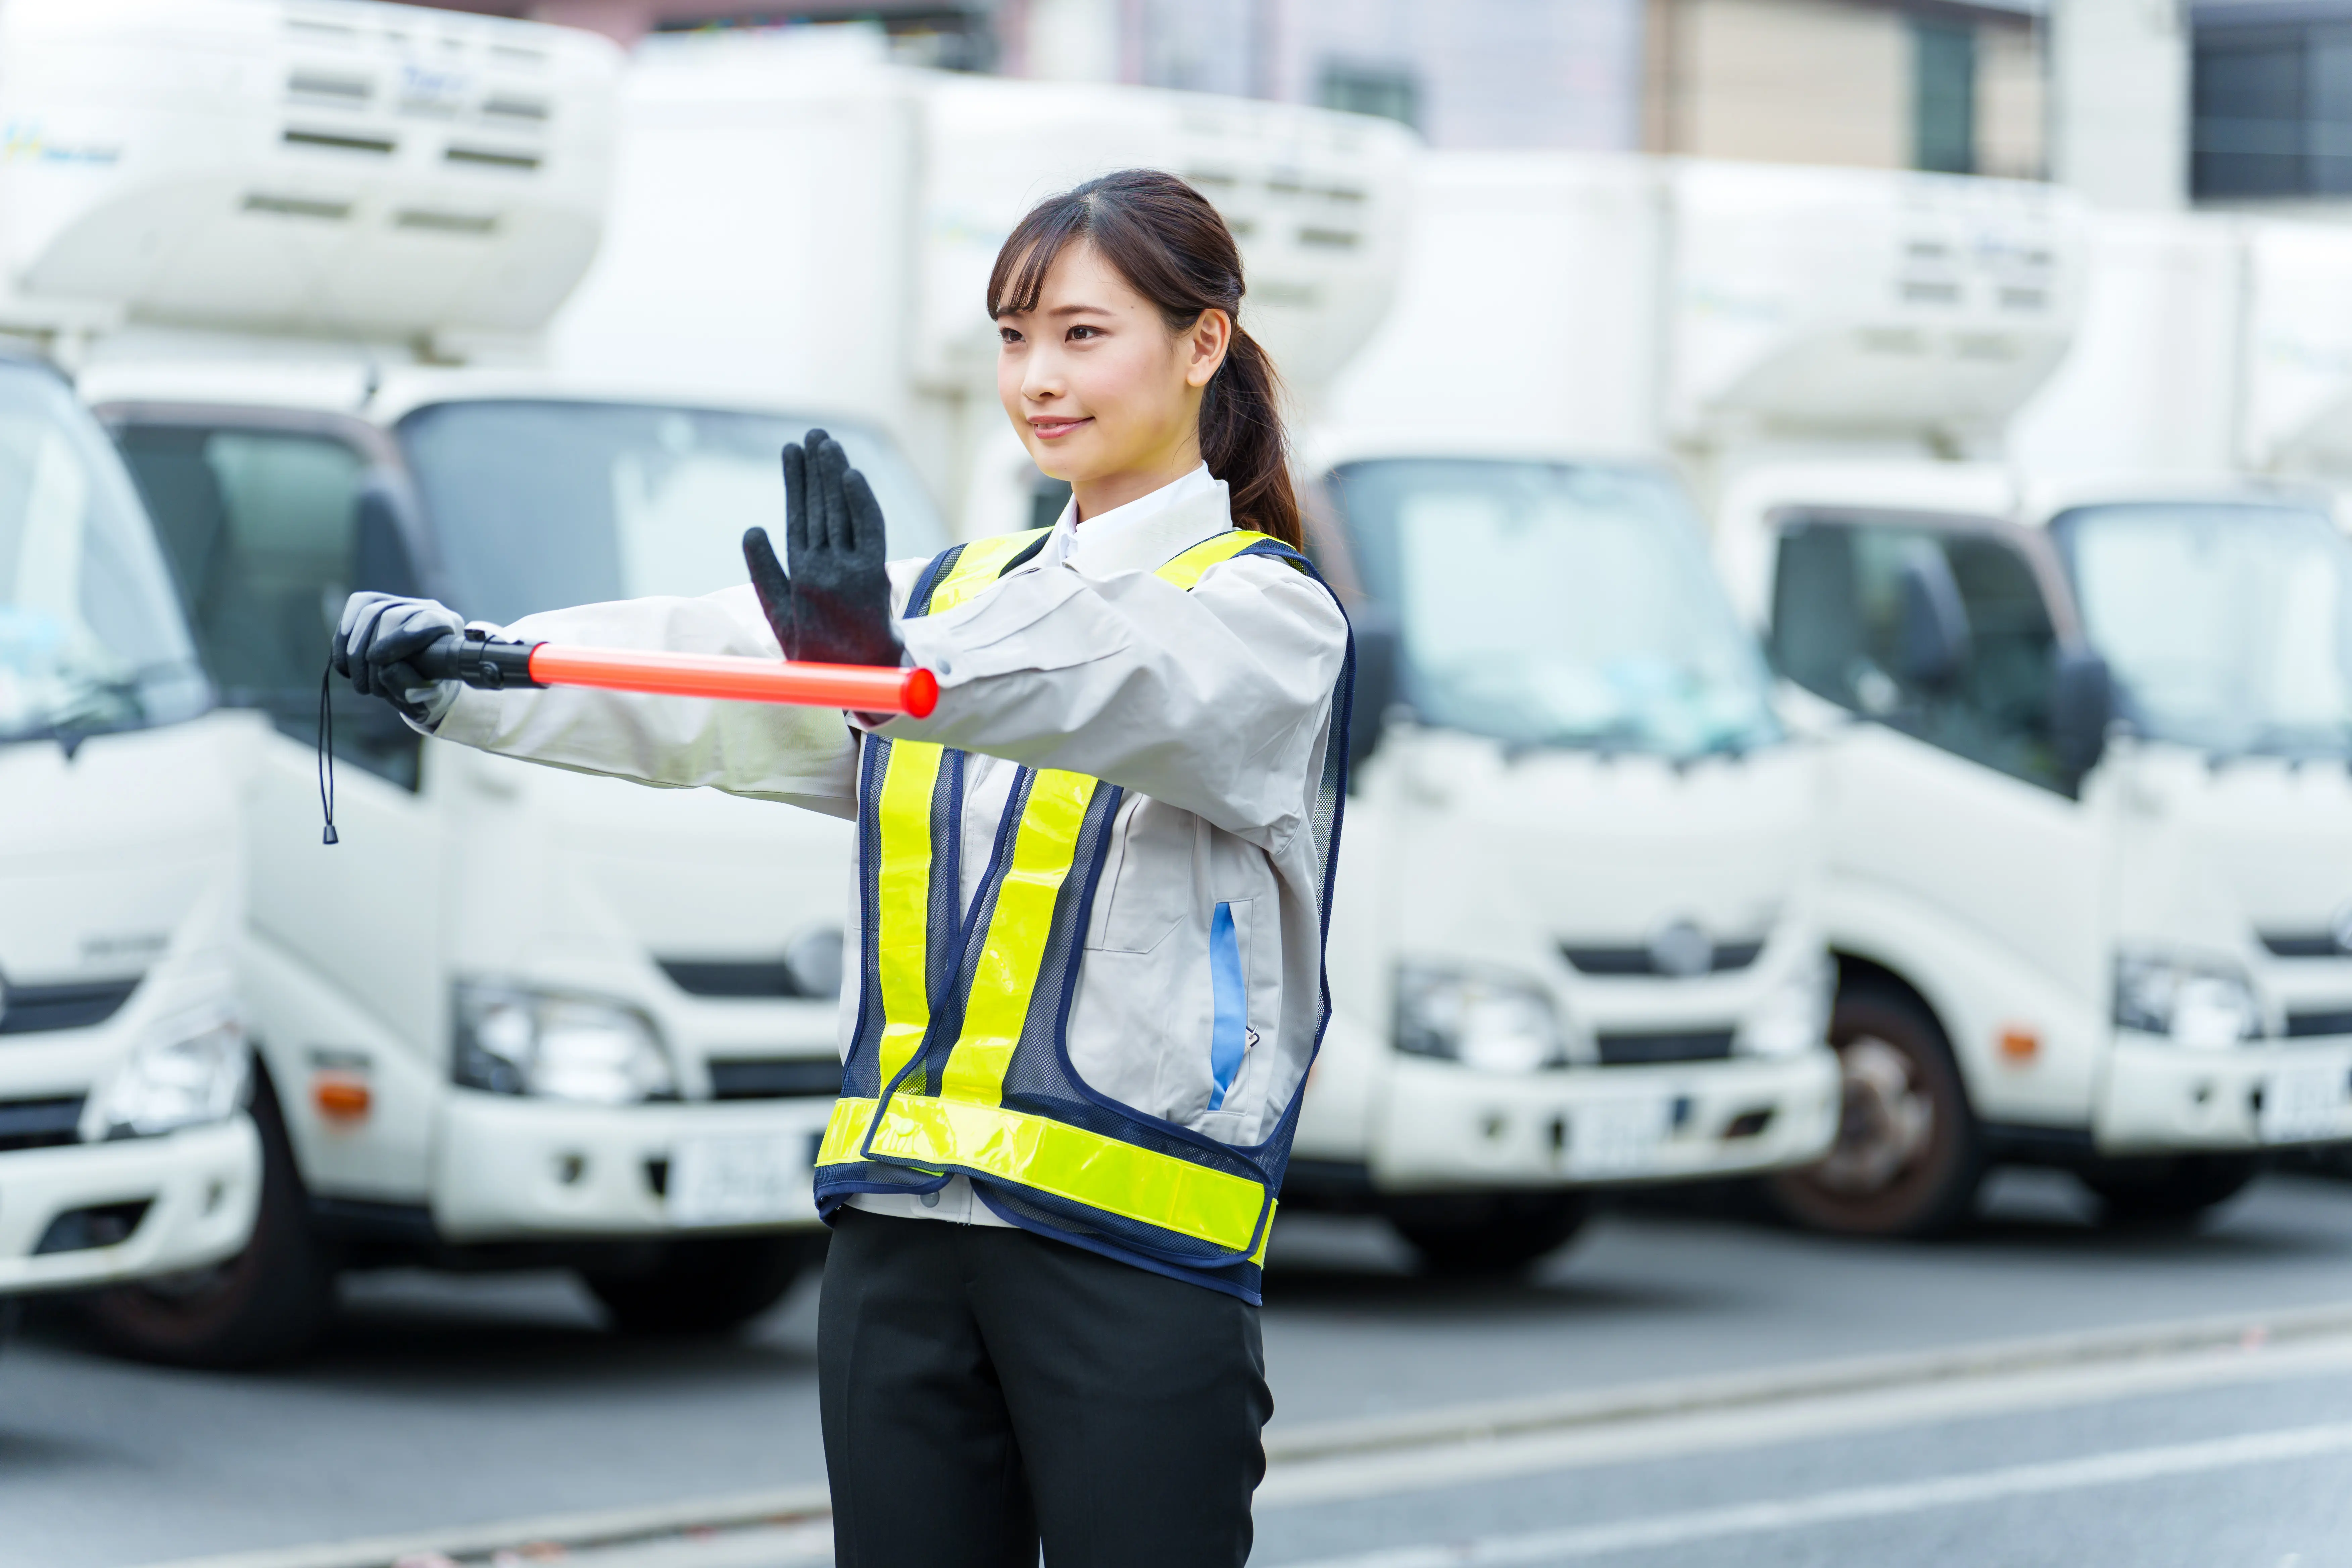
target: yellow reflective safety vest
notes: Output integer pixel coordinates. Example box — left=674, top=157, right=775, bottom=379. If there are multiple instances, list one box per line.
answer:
left=814, top=524, right=1353, bottom=1300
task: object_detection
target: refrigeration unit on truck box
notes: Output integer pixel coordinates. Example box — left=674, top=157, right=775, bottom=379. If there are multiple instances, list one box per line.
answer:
left=1715, top=200, right=2352, bottom=1235
left=540, top=26, right=1416, bottom=538
left=0, top=0, right=946, bottom=1363
left=0, top=350, right=260, bottom=1305
left=1274, top=152, right=1841, bottom=1272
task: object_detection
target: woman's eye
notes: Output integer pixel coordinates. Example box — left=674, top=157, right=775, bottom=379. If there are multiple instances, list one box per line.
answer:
left=1068, top=325, right=1100, bottom=341
left=998, top=327, right=1022, bottom=345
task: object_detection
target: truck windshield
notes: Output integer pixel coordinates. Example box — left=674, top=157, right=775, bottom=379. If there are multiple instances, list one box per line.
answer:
left=1329, top=459, right=1780, bottom=756
left=398, top=400, right=951, bottom=625
left=2057, top=501, right=2352, bottom=759
left=0, top=362, right=207, bottom=745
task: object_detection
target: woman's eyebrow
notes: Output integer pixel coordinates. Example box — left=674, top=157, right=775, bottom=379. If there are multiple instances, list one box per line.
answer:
left=1047, top=302, right=1115, bottom=317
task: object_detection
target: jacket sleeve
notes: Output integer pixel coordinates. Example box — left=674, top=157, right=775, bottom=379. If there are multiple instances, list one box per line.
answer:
left=878, top=553, right=1348, bottom=846
left=428, top=563, right=927, bottom=818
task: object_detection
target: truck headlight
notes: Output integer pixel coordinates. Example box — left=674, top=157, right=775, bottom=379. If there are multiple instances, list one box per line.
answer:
left=1738, top=954, right=1833, bottom=1058
left=79, top=1015, right=249, bottom=1142
left=1395, top=965, right=1567, bottom=1072
left=453, top=982, right=677, bottom=1104
left=2115, top=954, right=2263, bottom=1048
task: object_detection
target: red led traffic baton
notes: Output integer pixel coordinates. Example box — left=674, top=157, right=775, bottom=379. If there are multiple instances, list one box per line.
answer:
left=416, top=631, right=939, bottom=717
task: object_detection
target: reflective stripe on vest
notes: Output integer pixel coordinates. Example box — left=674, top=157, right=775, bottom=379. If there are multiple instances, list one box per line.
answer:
left=817, top=525, right=1291, bottom=1259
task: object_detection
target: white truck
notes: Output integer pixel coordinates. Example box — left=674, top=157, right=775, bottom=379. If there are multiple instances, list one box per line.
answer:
left=1278, top=154, right=1844, bottom=1269
left=1707, top=191, right=2352, bottom=1234
left=7, top=0, right=941, bottom=1362
left=0, top=346, right=260, bottom=1311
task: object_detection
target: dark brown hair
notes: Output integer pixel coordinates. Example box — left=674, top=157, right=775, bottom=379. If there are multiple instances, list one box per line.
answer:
left=987, top=168, right=1302, bottom=549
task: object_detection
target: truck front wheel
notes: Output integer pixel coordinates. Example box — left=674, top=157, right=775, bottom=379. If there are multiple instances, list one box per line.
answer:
left=582, top=1234, right=814, bottom=1336
left=85, top=1070, right=338, bottom=1367
left=1386, top=1192, right=1590, bottom=1276
left=1768, top=985, right=1983, bottom=1238
left=2078, top=1155, right=2260, bottom=1227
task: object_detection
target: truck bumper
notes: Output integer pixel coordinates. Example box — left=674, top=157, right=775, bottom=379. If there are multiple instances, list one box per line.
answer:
left=2097, top=1034, right=2352, bottom=1153
left=432, top=1092, right=838, bottom=1242
left=1370, top=1049, right=1841, bottom=1190
left=0, top=1116, right=261, bottom=1296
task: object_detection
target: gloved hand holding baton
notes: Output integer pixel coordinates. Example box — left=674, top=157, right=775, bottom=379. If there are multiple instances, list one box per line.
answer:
left=335, top=431, right=934, bottom=718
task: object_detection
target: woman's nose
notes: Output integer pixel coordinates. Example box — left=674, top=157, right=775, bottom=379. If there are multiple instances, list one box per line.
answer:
left=1021, top=352, right=1063, bottom=402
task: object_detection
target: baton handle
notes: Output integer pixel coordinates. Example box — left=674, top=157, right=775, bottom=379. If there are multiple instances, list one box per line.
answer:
left=413, top=633, right=939, bottom=718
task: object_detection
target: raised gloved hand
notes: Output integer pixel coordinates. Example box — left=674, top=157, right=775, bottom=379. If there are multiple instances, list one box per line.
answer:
left=742, top=428, right=900, bottom=668
left=334, top=592, right=466, bottom=726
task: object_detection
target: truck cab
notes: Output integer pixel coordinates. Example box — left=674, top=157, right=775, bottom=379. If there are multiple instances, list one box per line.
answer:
left=1719, top=462, right=2352, bottom=1231
left=0, top=351, right=260, bottom=1308
left=1286, top=442, right=1841, bottom=1270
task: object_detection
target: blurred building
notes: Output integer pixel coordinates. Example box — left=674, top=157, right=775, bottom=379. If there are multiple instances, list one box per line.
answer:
left=1644, top=0, right=2043, bottom=175
left=2191, top=0, right=2352, bottom=204
left=423, top=0, right=2042, bottom=174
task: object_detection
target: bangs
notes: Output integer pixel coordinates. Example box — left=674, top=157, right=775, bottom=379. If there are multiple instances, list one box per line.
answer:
left=987, top=196, right=1093, bottom=319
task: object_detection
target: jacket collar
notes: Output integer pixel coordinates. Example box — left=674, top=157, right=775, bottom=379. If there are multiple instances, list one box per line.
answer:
left=1043, top=464, right=1233, bottom=578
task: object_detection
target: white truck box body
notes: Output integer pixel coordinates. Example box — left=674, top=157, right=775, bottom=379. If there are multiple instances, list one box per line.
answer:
left=543, top=33, right=1417, bottom=538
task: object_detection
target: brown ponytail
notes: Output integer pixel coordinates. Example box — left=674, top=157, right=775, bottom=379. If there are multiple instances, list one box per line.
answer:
left=987, top=169, right=1303, bottom=549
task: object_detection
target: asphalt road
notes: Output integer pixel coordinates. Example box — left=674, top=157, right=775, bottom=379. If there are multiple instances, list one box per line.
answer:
left=5, top=1169, right=2352, bottom=1568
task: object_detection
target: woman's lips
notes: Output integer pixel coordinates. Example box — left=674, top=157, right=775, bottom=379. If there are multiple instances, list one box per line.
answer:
left=1029, top=417, right=1091, bottom=441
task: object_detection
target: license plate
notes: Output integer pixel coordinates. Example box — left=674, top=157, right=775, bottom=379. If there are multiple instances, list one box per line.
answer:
left=2260, top=1065, right=2352, bottom=1144
left=1567, top=1097, right=1672, bottom=1177
left=668, top=1135, right=806, bottom=1227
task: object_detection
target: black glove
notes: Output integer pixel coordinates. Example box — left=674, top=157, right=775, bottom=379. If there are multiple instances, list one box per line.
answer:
left=333, top=592, right=466, bottom=725
left=743, top=428, right=900, bottom=668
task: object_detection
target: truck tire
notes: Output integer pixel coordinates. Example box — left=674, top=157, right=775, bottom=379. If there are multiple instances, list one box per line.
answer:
left=1768, top=984, right=1983, bottom=1238
left=2078, top=1155, right=2260, bottom=1227
left=1387, top=1192, right=1589, bottom=1276
left=582, top=1234, right=813, bottom=1336
left=86, top=1069, right=338, bottom=1368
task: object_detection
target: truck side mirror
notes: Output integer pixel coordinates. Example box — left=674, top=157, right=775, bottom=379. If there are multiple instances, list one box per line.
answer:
left=2051, top=647, right=2114, bottom=790
left=1895, top=546, right=1972, bottom=688
left=352, top=477, right=422, bottom=599
left=1346, top=603, right=1402, bottom=785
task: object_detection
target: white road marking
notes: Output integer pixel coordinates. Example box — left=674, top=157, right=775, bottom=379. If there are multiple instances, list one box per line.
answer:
left=1257, top=1332, right=2352, bottom=1508
left=1269, top=1419, right=2352, bottom=1567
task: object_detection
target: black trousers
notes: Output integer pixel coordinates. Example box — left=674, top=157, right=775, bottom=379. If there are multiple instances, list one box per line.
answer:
left=818, top=1206, right=1271, bottom=1568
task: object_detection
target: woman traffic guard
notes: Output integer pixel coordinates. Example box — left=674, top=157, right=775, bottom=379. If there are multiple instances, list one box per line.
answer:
left=337, top=169, right=1354, bottom=1568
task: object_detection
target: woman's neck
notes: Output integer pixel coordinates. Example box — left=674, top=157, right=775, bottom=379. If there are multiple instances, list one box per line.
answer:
left=1071, top=443, right=1205, bottom=522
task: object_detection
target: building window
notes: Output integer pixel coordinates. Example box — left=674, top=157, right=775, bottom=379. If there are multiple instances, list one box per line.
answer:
left=2193, top=24, right=2352, bottom=199
left=1913, top=19, right=1977, bottom=174
left=1319, top=60, right=1419, bottom=130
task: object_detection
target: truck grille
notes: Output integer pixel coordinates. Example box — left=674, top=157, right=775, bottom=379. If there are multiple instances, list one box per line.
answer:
left=2286, top=1010, right=2352, bottom=1039
left=1594, top=1030, right=1737, bottom=1065
left=0, top=977, right=141, bottom=1035
left=0, top=1096, right=85, bottom=1152
left=2261, top=932, right=2349, bottom=959
left=706, top=1058, right=842, bottom=1100
left=1560, top=943, right=1763, bottom=977
left=659, top=959, right=821, bottom=1000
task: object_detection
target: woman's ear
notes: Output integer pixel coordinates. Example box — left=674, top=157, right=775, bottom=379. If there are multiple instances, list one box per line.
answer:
left=1185, top=307, right=1233, bottom=389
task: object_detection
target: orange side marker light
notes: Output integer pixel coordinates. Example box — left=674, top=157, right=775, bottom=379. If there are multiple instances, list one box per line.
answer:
left=1998, top=1026, right=2040, bottom=1064
left=314, top=1076, right=372, bottom=1122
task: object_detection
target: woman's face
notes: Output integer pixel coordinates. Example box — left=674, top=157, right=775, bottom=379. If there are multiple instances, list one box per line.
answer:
left=996, top=241, right=1229, bottom=516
